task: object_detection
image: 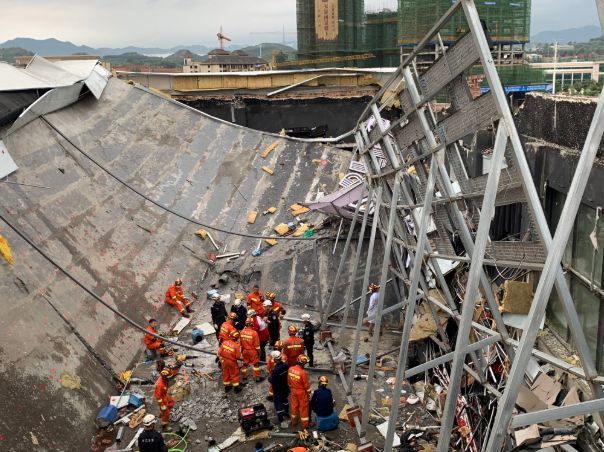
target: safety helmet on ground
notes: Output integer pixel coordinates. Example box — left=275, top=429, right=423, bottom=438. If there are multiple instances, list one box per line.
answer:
left=368, top=283, right=379, bottom=292
left=247, top=309, right=256, bottom=317
left=263, top=300, right=272, bottom=308
left=301, top=313, right=311, bottom=322
left=175, top=278, right=183, bottom=286
left=142, top=414, right=156, bottom=427
left=228, top=312, right=238, bottom=320
left=288, top=325, right=299, bottom=336
left=230, top=330, right=240, bottom=340
left=245, top=318, right=254, bottom=326
left=234, top=298, right=242, bottom=306
left=265, top=291, right=276, bottom=300
left=297, top=354, right=309, bottom=365
left=271, top=350, right=282, bottom=360
left=274, top=340, right=283, bottom=350
left=160, top=369, right=171, bottom=377
left=318, top=375, right=329, bottom=386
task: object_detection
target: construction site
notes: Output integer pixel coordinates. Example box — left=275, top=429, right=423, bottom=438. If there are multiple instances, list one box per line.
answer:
left=1, top=0, right=604, bottom=451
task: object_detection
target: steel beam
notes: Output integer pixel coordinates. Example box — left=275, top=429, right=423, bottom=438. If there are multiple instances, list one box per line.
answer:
left=510, top=398, right=604, bottom=429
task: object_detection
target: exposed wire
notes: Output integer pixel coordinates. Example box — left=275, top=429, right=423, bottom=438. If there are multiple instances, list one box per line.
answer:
left=39, top=116, right=332, bottom=242
left=0, top=210, right=217, bottom=356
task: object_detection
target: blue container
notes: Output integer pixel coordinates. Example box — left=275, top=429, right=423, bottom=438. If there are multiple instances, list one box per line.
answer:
left=96, top=404, right=118, bottom=428
left=191, top=328, right=204, bottom=344
left=129, top=393, right=145, bottom=408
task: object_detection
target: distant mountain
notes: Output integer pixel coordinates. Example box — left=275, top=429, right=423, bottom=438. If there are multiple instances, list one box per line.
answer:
left=531, top=25, right=602, bottom=44
left=0, top=47, right=33, bottom=63
left=0, top=37, right=210, bottom=57
left=164, top=49, right=204, bottom=63
left=239, top=43, right=296, bottom=59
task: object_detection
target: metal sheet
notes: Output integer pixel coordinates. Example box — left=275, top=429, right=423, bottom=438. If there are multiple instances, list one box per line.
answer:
left=0, top=140, right=18, bottom=178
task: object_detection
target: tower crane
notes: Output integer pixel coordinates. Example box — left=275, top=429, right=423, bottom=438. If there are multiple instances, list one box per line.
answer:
left=217, top=26, right=231, bottom=50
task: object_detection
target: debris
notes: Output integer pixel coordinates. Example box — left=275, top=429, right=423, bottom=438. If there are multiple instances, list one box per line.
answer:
left=109, top=395, right=130, bottom=409
left=128, top=408, right=146, bottom=428
left=290, top=203, right=310, bottom=216
left=217, top=434, right=239, bottom=450
left=30, top=432, right=39, bottom=445
left=263, top=207, right=277, bottom=215
left=262, top=166, right=274, bottom=175
left=274, top=223, right=290, bottom=236
left=265, top=239, right=278, bottom=246
left=217, top=251, right=246, bottom=260
left=514, top=424, right=540, bottom=447
left=195, top=322, right=216, bottom=337
left=125, top=428, right=143, bottom=450
left=499, top=280, right=533, bottom=314
left=171, top=317, right=191, bottom=335
left=0, top=234, right=13, bottom=264
left=530, top=373, right=561, bottom=406
left=345, top=443, right=358, bottom=452
left=260, top=141, right=279, bottom=158
left=516, top=384, right=547, bottom=413
left=377, top=421, right=401, bottom=447
left=247, top=211, right=258, bottom=224
left=338, top=404, right=351, bottom=421
left=207, top=232, right=221, bottom=251
left=293, top=224, right=309, bottom=237
left=409, top=301, right=448, bottom=342
left=60, top=372, right=81, bottom=389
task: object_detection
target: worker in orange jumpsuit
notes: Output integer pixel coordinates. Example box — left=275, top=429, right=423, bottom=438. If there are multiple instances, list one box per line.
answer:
left=164, top=278, right=194, bottom=317
left=265, top=292, right=286, bottom=318
left=246, top=285, right=266, bottom=317
left=219, top=312, right=238, bottom=344
left=266, top=340, right=283, bottom=401
left=154, top=369, right=175, bottom=431
left=218, top=330, right=242, bottom=393
left=283, top=325, right=305, bottom=367
left=241, top=318, right=262, bottom=382
left=288, top=354, right=311, bottom=429
left=143, top=318, right=167, bottom=361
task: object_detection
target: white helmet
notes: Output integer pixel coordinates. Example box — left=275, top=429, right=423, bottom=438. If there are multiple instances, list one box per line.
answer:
left=234, top=298, right=242, bottom=306
left=143, top=414, right=156, bottom=427
left=271, top=350, right=282, bottom=360
left=247, top=309, right=256, bottom=316
left=211, top=294, right=221, bottom=301
left=263, top=300, right=272, bottom=308
left=301, top=313, right=311, bottom=321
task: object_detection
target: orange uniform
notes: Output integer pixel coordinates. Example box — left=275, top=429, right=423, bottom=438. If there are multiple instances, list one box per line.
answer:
left=247, top=291, right=266, bottom=317
left=144, top=325, right=163, bottom=351
left=287, top=364, right=311, bottom=428
left=283, top=336, right=305, bottom=367
left=271, top=301, right=286, bottom=317
left=266, top=354, right=276, bottom=397
left=154, top=376, right=175, bottom=424
left=164, top=283, right=191, bottom=314
left=240, top=327, right=261, bottom=379
left=218, top=339, right=242, bottom=388
left=219, top=320, right=236, bottom=344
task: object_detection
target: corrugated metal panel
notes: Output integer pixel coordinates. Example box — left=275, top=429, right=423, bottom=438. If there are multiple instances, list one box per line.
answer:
left=25, top=54, right=81, bottom=86
left=0, top=62, right=52, bottom=91
left=0, top=140, right=18, bottom=178
left=84, top=64, right=110, bottom=99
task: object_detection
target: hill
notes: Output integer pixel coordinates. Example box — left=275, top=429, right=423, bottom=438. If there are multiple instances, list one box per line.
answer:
left=0, top=46, right=33, bottom=63
left=531, top=25, right=602, bottom=44
left=0, top=37, right=210, bottom=57
left=239, top=43, right=296, bottom=59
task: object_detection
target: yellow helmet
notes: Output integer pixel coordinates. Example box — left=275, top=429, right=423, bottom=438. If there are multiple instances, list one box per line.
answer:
left=318, top=375, right=329, bottom=385
left=297, top=354, right=309, bottom=365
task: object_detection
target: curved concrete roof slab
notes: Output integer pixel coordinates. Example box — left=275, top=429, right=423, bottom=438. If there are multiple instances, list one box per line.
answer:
left=0, top=78, right=351, bottom=449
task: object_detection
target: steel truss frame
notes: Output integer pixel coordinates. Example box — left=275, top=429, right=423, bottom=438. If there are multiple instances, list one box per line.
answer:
left=322, top=1, right=604, bottom=450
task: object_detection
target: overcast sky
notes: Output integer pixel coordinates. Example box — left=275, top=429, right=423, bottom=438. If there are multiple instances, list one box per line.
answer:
left=0, top=0, right=600, bottom=48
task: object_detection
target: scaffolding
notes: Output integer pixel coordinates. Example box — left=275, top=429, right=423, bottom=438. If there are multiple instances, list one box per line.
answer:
left=398, top=0, right=531, bottom=46
left=322, top=0, right=604, bottom=450
left=365, top=9, right=399, bottom=67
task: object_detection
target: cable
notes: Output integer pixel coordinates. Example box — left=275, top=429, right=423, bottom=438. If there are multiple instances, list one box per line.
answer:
left=39, top=116, right=332, bottom=241
left=0, top=210, right=217, bottom=356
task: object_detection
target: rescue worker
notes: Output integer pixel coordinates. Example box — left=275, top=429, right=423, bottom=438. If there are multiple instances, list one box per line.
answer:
left=210, top=294, right=227, bottom=339
left=230, top=298, right=248, bottom=331
left=164, top=278, right=194, bottom=318
left=265, top=292, right=286, bottom=318
left=363, top=283, right=380, bottom=341
left=154, top=369, right=175, bottom=431
left=144, top=318, right=166, bottom=361
left=218, top=330, right=242, bottom=393
left=241, top=318, right=262, bottom=382
left=268, top=350, right=290, bottom=428
left=300, top=314, right=317, bottom=367
left=138, top=414, right=168, bottom=452
left=310, top=376, right=339, bottom=431
left=249, top=309, right=270, bottom=362
left=283, top=325, right=305, bottom=367
left=288, top=354, right=311, bottom=429
left=246, top=285, right=266, bottom=317
left=266, top=340, right=283, bottom=401
left=219, top=312, right=238, bottom=344
left=265, top=300, right=280, bottom=346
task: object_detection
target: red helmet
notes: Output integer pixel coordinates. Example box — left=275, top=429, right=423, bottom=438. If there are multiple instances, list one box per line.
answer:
left=274, top=340, right=283, bottom=350
left=245, top=318, right=254, bottom=326
left=368, top=283, right=379, bottom=292
left=288, top=325, right=298, bottom=336
left=175, top=278, right=183, bottom=286
left=265, top=291, right=276, bottom=300
left=318, top=375, right=329, bottom=385
left=230, top=330, right=240, bottom=340
left=297, top=354, right=309, bottom=365
left=228, top=312, right=237, bottom=320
